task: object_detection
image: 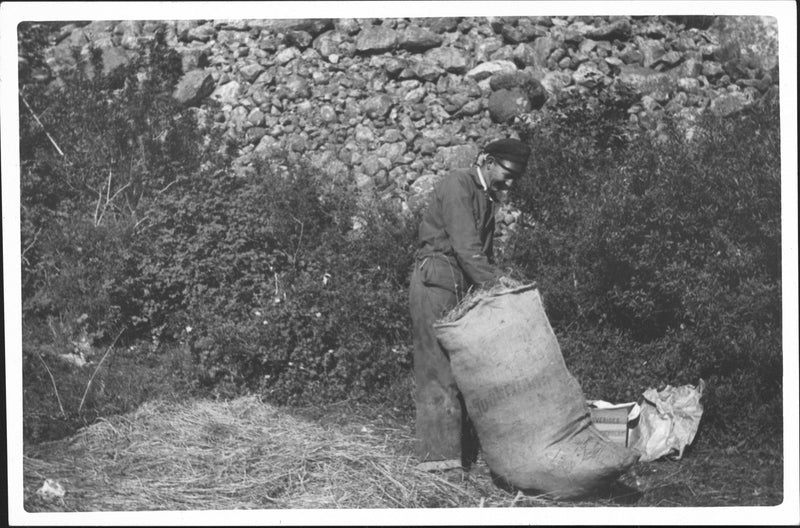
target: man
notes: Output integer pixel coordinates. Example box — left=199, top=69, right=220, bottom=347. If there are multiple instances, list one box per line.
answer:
left=409, top=138, right=531, bottom=471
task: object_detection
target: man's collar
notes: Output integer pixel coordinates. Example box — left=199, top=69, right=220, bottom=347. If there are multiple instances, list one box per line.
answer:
left=475, top=166, right=488, bottom=192
left=471, top=167, right=496, bottom=202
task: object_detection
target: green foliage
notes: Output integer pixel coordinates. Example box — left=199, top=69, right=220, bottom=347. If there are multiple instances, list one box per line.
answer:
left=19, top=23, right=210, bottom=442
left=173, top=158, right=418, bottom=406
left=20, top=26, right=204, bottom=344
left=19, top=22, right=418, bottom=437
left=510, top=91, right=782, bottom=447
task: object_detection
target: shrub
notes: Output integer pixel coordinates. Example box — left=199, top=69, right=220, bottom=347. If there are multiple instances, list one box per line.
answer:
left=19, top=24, right=204, bottom=345
left=509, top=91, right=781, bottom=447
left=177, top=158, right=418, bottom=407
left=19, top=22, right=419, bottom=418
left=19, top=23, right=211, bottom=441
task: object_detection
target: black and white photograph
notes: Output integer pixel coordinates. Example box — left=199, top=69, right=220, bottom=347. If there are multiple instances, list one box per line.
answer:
left=3, top=1, right=797, bottom=525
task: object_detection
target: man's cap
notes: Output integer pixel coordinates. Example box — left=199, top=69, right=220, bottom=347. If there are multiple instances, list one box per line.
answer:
left=483, top=138, right=530, bottom=174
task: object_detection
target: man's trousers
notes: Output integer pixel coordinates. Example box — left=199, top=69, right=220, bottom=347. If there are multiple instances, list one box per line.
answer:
left=409, top=258, right=478, bottom=465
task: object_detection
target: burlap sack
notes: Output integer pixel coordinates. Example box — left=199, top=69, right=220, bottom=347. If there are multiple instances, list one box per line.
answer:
left=435, top=284, right=639, bottom=499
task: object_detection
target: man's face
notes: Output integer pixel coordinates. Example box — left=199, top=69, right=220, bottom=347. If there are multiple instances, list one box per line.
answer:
left=486, top=156, right=524, bottom=197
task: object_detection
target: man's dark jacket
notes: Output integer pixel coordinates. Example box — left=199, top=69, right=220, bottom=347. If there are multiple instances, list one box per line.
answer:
left=415, top=167, right=501, bottom=293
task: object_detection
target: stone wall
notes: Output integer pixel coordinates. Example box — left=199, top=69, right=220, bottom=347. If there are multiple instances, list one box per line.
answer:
left=32, top=16, right=780, bottom=219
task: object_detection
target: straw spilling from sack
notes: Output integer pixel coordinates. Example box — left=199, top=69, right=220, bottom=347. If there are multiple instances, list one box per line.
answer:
left=438, top=281, right=531, bottom=324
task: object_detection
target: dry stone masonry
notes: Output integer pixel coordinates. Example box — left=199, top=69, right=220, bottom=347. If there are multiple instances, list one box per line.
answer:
left=33, top=16, right=779, bottom=222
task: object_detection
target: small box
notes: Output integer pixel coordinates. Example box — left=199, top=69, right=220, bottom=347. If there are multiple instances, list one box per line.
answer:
left=590, top=406, right=631, bottom=447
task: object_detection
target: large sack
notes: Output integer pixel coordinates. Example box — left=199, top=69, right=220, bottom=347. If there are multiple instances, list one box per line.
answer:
left=435, top=284, right=639, bottom=499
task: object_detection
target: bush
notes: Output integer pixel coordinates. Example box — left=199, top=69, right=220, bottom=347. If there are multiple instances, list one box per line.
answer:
left=19, top=23, right=211, bottom=441
left=19, top=22, right=419, bottom=422
left=175, top=158, right=419, bottom=407
left=20, top=24, right=203, bottom=345
left=509, top=91, right=782, bottom=447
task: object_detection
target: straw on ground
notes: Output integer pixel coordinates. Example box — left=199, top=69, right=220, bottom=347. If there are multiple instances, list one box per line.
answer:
left=23, top=396, right=552, bottom=510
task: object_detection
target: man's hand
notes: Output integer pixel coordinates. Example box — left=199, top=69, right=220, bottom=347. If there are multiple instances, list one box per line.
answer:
left=498, top=276, right=523, bottom=289
left=481, top=275, right=533, bottom=291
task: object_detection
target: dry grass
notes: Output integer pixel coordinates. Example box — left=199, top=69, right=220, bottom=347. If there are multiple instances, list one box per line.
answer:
left=22, top=395, right=783, bottom=512
left=22, top=396, right=539, bottom=511
left=437, top=282, right=533, bottom=324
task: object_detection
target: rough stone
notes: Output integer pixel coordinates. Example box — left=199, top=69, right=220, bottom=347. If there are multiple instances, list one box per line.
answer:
left=474, top=37, right=504, bottom=62
left=408, top=173, right=440, bottom=210
left=210, top=80, right=242, bottom=105
left=216, top=19, right=251, bottom=31
left=666, top=15, right=715, bottom=30
left=319, top=104, right=338, bottom=123
left=80, top=20, right=118, bottom=42
left=313, top=30, right=347, bottom=58
left=702, top=61, right=725, bottom=79
left=382, top=128, right=404, bottom=143
left=361, top=155, right=382, bottom=176
left=399, top=25, right=444, bottom=52
left=247, top=108, right=265, bottom=126
left=657, top=50, right=684, bottom=68
left=618, top=45, right=644, bottom=65
left=403, top=60, right=445, bottom=83
left=425, top=47, right=470, bottom=74
left=636, top=37, right=667, bottom=68
left=362, top=94, right=394, bottom=119
left=617, top=64, right=676, bottom=96
left=435, top=144, right=479, bottom=169
left=228, top=105, right=249, bottom=130
left=173, top=69, right=216, bottom=106
left=245, top=126, right=268, bottom=144
left=282, top=75, right=311, bottom=100
left=354, top=124, right=375, bottom=143
left=582, top=18, right=632, bottom=40
left=355, top=27, right=398, bottom=54
left=275, top=47, right=301, bottom=65
left=260, top=18, right=333, bottom=37
left=285, top=30, right=313, bottom=49
left=355, top=173, right=375, bottom=191
left=489, top=70, right=530, bottom=91
left=239, top=63, right=264, bottom=83
left=579, top=39, right=599, bottom=54
left=677, top=58, right=704, bottom=78
left=376, top=141, right=408, bottom=163
left=428, top=18, right=460, bottom=34
left=572, top=61, right=606, bottom=88
left=404, top=87, right=427, bottom=104
left=465, top=60, right=517, bottom=81
left=460, top=99, right=483, bottom=116
left=178, top=45, right=210, bottom=73
left=511, top=43, right=538, bottom=68
left=96, top=46, right=134, bottom=77
left=709, top=91, right=752, bottom=117
left=488, top=88, right=531, bottom=123
left=371, top=56, right=408, bottom=78
left=187, top=24, right=216, bottom=43
left=500, top=25, right=528, bottom=45
left=530, top=36, right=558, bottom=69
left=677, top=77, right=702, bottom=93
left=540, top=70, right=573, bottom=95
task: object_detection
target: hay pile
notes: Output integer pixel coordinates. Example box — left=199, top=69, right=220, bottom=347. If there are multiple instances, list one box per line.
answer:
left=24, top=396, right=561, bottom=511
